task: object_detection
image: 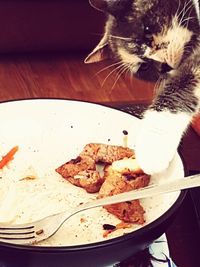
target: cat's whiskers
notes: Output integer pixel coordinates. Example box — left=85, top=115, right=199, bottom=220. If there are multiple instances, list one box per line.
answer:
left=111, top=63, right=130, bottom=91
left=129, top=64, right=134, bottom=87
left=181, top=16, right=195, bottom=26
left=176, top=0, right=194, bottom=27
left=153, top=77, right=166, bottom=98
left=176, top=0, right=194, bottom=20
left=153, top=77, right=162, bottom=97
left=182, top=7, right=194, bottom=57
left=167, top=1, right=194, bottom=69
left=109, top=35, right=132, bottom=41
left=125, top=65, right=133, bottom=86
left=122, top=62, right=135, bottom=87
left=178, top=0, right=193, bottom=20
left=175, top=0, right=182, bottom=19
left=100, top=62, right=127, bottom=88
left=95, top=61, right=123, bottom=76
left=182, top=1, right=195, bottom=27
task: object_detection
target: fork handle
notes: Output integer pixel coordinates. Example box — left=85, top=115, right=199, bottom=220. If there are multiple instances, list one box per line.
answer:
left=75, top=173, right=200, bottom=213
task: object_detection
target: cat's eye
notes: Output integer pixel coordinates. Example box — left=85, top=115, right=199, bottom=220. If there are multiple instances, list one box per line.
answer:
left=143, top=25, right=154, bottom=46
left=144, top=25, right=153, bottom=38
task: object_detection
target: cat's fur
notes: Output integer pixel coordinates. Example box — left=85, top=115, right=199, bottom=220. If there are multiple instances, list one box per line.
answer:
left=86, top=0, right=200, bottom=174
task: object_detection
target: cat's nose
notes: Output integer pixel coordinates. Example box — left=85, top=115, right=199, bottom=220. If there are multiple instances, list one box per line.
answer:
left=160, top=63, right=173, bottom=74
left=136, top=61, right=160, bottom=82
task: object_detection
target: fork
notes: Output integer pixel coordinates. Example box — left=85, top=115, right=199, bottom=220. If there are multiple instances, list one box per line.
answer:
left=0, top=173, right=200, bottom=245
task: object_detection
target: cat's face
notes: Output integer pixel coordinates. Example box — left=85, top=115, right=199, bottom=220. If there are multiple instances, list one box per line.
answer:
left=86, top=0, right=200, bottom=80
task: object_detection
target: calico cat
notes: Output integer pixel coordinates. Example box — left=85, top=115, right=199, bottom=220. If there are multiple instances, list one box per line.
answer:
left=85, top=0, right=200, bottom=175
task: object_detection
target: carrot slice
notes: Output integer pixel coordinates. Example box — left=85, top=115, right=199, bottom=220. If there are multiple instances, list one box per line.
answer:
left=0, top=146, right=19, bottom=169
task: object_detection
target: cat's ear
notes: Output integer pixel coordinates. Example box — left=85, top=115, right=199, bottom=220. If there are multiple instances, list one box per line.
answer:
left=84, top=34, right=110, bottom=64
left=89, top=0, right=130, bottom=16
left=89, top=0, right=108, bottom=13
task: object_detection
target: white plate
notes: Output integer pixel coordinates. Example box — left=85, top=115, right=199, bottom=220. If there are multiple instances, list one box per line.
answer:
left=0, top=99, right=184, bottom=246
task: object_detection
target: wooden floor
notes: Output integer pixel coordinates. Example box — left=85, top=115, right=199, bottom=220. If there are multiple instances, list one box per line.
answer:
left=0, top=52, right=200, bottom=267
left=0, top=52, right=155, bottom=104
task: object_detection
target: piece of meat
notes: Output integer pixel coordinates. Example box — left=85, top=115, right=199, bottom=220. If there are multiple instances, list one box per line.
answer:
left=56, top=143, right=135, bottom=193
left=105, top=200, right=145, bottom=224
left=99, top=161, right=150, bottom=197
left=56, top=156, right=95, bottom=180
left=98, top=159, right=150, bottom=224
left=56, top=156, right=104, bottom=193
left=76, top=170, right=105, bottom=193
left=80, top=143, right=134, bottom=163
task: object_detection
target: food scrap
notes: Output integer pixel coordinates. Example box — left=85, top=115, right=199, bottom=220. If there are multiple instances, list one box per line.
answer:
left=36, top=229, right=44, bottom=235
left=80, top=217, right=87, bottom=223
left=122, top=130, right=128, bottom=147
left=0, top=146, right=19, bottom=169
left=103, top=224, right=116, bottom=230
left=103, top=222, right=133, bottom=238
left=19, top=175, right=37, bottom=181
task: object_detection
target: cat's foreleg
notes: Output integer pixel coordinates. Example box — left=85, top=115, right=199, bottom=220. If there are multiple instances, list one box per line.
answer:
left=135, top=68, right=200, bottom=175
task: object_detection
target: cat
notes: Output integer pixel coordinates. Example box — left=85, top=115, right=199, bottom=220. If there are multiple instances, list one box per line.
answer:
left=85, top=0, right=200, bottom=175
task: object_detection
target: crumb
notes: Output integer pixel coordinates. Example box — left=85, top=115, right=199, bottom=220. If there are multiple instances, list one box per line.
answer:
left=103, top=224, right=116, bottom=230
left=20, top=175, right=37, bottom=181
left=122, top=130, right=128, bottom=135
left=36, top=229, right=44, bottom=235
left=103, top=221, right=132, bottom=238
left=80, top=217, right=86, bottom=223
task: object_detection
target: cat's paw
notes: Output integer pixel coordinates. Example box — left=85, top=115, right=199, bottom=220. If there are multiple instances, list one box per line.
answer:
left=135, top=110, right=190, bottom=175
left=135, top=129, right=176, bottom=175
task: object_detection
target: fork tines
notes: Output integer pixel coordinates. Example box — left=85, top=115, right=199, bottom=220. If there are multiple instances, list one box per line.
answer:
left=0, top=225, right=35, bottom=242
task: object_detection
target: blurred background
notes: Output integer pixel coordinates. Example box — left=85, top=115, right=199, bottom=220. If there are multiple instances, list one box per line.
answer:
left=0, top=0, right=154, bottom=103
